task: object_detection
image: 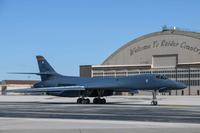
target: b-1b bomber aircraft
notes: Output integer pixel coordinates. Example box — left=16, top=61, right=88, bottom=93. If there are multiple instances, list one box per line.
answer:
left=8, top=56, right=187, bottom=105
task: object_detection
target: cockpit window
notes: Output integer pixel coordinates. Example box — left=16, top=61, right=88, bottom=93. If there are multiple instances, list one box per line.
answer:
left=156, top=75, right=168, bottom=80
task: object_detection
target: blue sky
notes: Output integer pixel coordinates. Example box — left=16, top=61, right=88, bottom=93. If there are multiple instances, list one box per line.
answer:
left=0, top=0, right=200, bottom=80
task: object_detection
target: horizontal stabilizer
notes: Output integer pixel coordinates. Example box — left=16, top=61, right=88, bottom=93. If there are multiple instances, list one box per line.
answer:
left=6, top=86, right=85, bottom=93
left=8, top=72, right=56, bottom=75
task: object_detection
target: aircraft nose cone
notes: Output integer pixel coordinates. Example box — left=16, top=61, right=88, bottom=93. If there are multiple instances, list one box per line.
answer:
left=177, top=82, right=187, bottom=89
left=182, top=83, right=187, bottom=89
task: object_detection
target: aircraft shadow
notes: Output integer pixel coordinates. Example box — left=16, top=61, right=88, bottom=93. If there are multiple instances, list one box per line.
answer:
left=0, top=101, right=199, bottom=107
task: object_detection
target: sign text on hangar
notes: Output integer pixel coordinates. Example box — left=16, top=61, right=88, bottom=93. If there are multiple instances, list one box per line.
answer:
left=130, top=39, right=200, bottom=56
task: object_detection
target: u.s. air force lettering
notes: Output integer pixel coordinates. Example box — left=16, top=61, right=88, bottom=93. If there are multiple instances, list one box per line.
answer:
left=130, top=40, right=200, bottom=56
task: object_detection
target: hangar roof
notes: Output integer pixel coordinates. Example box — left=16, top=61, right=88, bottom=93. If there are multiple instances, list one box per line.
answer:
left=103, top=29, right=200, bottom=65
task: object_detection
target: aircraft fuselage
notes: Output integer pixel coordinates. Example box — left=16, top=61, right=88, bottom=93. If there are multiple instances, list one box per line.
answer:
left=34, top=74, right=185, bottom=97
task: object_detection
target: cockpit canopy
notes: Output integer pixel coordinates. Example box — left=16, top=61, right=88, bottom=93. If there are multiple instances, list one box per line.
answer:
left=156, top=75, right=168, bottom=80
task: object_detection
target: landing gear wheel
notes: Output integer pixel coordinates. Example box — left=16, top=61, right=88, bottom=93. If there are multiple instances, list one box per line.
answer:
left=81, top=98, right=90, bottom=104
left=85, top=98, right=90, bottom=104
left=93, top=98, right=106, bottom=104
left=81, top=99, right=86, bottom=104
left=101, top=98, right=106, bottom=104
left=151, top=101, right=158, bottom=105
left=93, top=98, right=98, bottom=104
left=77, top=98, right=90, bottom=104
left=77, top=98, right=82, bottom=104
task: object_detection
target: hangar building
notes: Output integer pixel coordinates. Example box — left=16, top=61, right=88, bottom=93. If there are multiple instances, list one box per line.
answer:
left=80, top=27, right=200, bottom=95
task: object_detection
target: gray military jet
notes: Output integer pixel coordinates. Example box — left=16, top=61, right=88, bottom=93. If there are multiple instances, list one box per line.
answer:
left=8, top=56, right=186, bottom=105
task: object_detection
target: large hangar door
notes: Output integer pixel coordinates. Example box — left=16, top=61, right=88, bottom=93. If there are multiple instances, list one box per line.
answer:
left=152, top=55, right=177, bottom=68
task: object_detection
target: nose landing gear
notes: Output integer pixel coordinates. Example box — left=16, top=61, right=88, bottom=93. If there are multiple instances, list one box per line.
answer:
left=151, top=90, right=158, bottom=105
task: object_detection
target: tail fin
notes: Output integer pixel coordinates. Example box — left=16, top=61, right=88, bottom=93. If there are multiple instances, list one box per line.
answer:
left=36, top=56, right=59, bottom=81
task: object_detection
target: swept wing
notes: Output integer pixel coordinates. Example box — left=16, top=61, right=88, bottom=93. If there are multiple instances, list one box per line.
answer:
left=6, top=86, right=85, bottom=93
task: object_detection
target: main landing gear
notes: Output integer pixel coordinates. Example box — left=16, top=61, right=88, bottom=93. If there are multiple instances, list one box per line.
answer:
left=76, top=97, right=106, bottom=104
left=77, top=97, right=90, bottom=104
left=77, top=90, right=106, bottom=104
left=93, top=97, right=106, bottom=104
left=151, top=90, right=158, bottom=105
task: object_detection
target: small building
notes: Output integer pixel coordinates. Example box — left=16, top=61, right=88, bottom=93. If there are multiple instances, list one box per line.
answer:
left=1, top=80, right=39, bottom=95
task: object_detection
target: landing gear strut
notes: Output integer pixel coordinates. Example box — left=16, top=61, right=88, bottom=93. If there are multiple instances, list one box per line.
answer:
left=93, top=97, right=106, bottom=104
left=77, top=97, right=90, bottom=104
left=151, top=90, right=158, bottom=105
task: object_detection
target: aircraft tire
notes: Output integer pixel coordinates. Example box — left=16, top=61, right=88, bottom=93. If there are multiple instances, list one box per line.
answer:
left=85, top=98, right=90, bottom=104
left=93, top=98, right=101, bottom=104
left=77, top=98, right=82, bottom=104
left=151, top=101, right=158, bottom=105
left=80, top=98, right=90, bottom=104
left=101, top=98, right=106, bottom=104
left=93, top=98, right=98, bottom=104
left=97, top=98, right=101, bottom=104
left=81, top=99, right=86, bottom=104
left=93, top=98, right=106, bottom=104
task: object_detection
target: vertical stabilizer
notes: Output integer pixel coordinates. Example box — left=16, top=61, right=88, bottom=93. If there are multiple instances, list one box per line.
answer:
left=36, top=56, right=59, bottom=81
